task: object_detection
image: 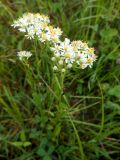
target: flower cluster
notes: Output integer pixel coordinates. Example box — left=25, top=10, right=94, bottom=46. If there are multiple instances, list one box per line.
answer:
left=12, top=13, right=62, bottom=43
left=51, top=38, right=97, bottom=71
left=12, top=13, right=96, bottom=71
left=17, top=51, right=32, bottom=61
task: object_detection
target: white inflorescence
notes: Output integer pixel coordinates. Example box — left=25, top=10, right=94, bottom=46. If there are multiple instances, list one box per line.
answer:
left=17, top=51, right=32, bottom=60
left=12, top=13, right=97, bottom=71
left=51, top=38, right=97, bottom=71
left=12, top=13, right=62, bottom=43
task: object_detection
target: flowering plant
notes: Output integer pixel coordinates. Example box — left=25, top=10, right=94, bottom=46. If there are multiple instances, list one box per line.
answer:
left=12, top=13, right=96, bottom=71
left=12, top=13, right=97, bottom=158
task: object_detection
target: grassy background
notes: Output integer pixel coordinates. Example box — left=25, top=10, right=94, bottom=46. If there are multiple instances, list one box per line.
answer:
left=0, top=0, right=120, bottom=160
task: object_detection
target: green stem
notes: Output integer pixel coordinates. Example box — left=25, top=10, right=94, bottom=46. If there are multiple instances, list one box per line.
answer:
left=68, top=114, right=85, bottom=160
left=55, top=72, right=86, bottom=160
left=34, top=37, right=40, bottom=75
left=97, top=79, right=104, bottom=134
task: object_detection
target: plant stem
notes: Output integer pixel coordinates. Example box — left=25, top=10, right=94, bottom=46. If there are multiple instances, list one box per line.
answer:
left=97, top=79, right=104, bottom=134
left=55, top=72, right=86, bottom=160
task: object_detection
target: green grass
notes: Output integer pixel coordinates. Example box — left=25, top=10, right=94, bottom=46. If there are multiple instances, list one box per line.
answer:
left=0, top=0, right=120, bottom=160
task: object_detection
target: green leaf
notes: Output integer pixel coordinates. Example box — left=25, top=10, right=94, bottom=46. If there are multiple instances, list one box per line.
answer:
left=100, top=28, right=118, bottom=43
left=32, top=92, right=42, bottom=107
left=37, top=148, right=46, bottom=156
left=76, top=84, right=83, bottom=95
left=43, top=155, right=52, bottom=160
left=12, top=142, right=23, bottom=147
left=20, top=130, right=26, bottom=142
left=101, top=83, right=110, bottom=91
left=48, top=145, right=55, bottom=154
left=105, top=101, right=120, bottom=111
left=23, top=141, right=31, bottom=147
left=12, top=141, right=31, bottom=147
left=107, top=85, right=120, bottom=97
left=52, top=123, right=61, bottom=139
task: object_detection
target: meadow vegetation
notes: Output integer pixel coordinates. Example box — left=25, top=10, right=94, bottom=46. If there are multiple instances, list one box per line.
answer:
left=0, top=0, right=120, bottom=160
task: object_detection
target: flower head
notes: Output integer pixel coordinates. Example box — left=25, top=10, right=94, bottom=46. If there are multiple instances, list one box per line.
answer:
left=12, top=12, right=97, bottom=72
left=51, top=39, right=97, bottom=71
left=12, top=13, right=62, bottom=43
left=17, top=51, right=32, bottom=61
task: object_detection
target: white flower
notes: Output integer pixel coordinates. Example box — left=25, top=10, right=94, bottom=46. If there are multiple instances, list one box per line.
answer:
left=53, top=66, right=58, bottom=71
left=39, top=32, right=50, bottom=42
left=67, top=63, right=72, bottom=68
left=51, top=38, right=96, bottom=71
left=58, top=60, right=63, bottom=65
left=25, top=26, right=35, bottom=39
left=12, top=13, right=97, bottom=71
left=50, top=44, right=61, bottom=54
left=46, top=26, right=62, bottom=43
left=51, top=57, right=56, bottom=61
left=12, top=13, right=62, bottom=44
left=17, top=51, right=32, bottom=61
left=61, top=68, right=65, bottom=73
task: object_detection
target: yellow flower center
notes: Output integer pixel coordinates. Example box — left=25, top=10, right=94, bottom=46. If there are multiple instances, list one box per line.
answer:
left=87, top=58, right=92, bottom=63
left=65, top=53, right=71, bottom=58
left=88, top=48, right=95, bottom=54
